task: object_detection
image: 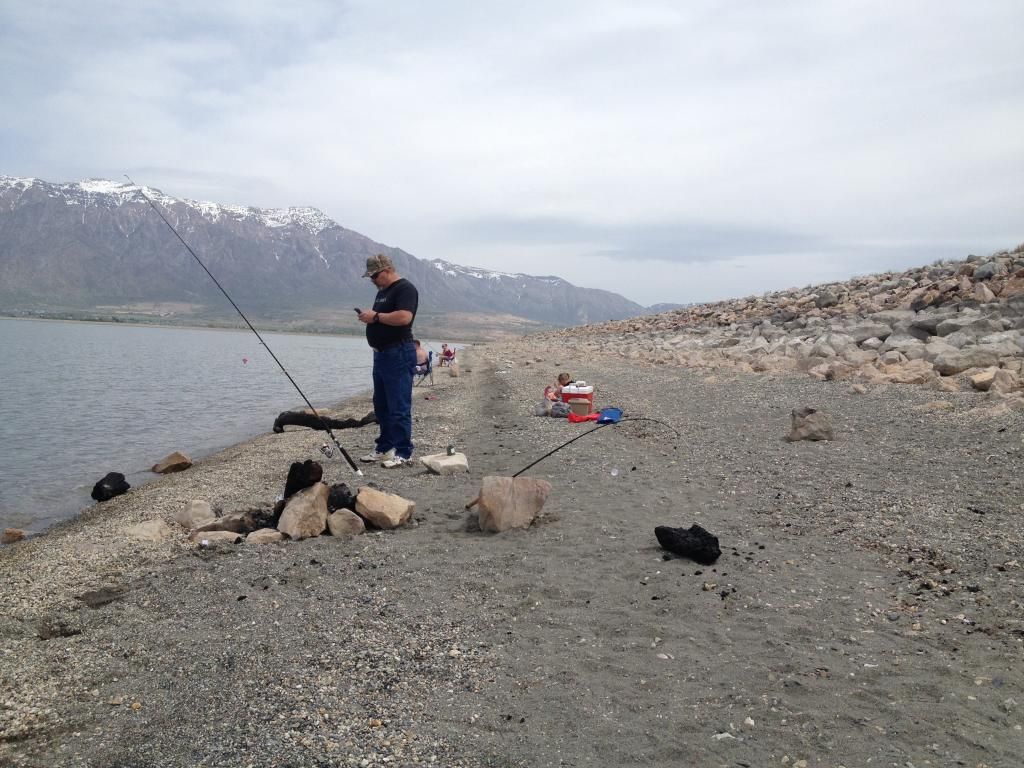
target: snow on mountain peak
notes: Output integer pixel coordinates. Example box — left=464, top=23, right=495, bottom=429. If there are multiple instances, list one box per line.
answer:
left=0, top=176, right=336, bottom=236
left=430, top=258, right=563, bottom=284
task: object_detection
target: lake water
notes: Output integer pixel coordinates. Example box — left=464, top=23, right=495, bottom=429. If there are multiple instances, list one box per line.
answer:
left=0, top=318, right=380, bottom=532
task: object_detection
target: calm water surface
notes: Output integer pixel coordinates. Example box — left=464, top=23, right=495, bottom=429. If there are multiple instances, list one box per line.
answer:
left=0, top=318, right=375, bottom=531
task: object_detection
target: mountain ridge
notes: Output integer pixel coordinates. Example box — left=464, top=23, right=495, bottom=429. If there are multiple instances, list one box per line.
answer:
left=0, top=176, right=670, bottom=338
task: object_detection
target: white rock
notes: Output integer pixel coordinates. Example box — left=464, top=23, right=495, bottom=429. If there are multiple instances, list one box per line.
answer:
left=125, top=519, right=174, bottom=542
left=173, top=499, right=214, bottom=530
left=420, top=452, right=470, bottom=475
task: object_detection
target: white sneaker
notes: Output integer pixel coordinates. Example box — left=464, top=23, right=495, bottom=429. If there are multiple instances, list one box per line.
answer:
left=382, top=455, right=410, bottom=468
left=360, top=448, right=395, bottom=463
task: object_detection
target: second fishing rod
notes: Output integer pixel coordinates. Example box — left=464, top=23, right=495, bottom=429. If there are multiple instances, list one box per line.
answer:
left=127, top=176, right=363, bottom=477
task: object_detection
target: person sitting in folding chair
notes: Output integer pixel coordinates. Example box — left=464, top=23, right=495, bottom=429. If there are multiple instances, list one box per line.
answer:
left=413, top=340, right=433, bottom=386
left=439, top=343, right=456, bottom=367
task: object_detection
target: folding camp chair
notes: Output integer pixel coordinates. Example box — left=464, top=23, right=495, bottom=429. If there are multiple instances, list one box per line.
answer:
left=414, top=350, right=434, bottom=386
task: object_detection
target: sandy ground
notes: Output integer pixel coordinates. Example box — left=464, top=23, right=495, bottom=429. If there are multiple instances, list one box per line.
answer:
left=1, top=344, right=1022, bottom=767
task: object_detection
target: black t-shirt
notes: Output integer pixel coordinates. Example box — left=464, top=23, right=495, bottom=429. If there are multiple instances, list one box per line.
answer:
left=366, top=278, right=418, bottom=348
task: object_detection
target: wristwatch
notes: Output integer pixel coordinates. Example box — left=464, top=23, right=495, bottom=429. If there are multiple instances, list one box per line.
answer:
left=373, top=312, right=380, bottom=323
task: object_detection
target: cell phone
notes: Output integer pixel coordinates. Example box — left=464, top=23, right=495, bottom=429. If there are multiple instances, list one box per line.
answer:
left=354, top=308, right=361, bottom=313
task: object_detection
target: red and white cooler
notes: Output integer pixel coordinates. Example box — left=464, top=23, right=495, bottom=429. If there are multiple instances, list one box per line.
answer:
left=560, top=381, right=595, bottom=414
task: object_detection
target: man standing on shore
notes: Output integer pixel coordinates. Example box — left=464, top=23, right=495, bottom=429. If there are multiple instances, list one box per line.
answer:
left=356, top=254, right=419, bottom=468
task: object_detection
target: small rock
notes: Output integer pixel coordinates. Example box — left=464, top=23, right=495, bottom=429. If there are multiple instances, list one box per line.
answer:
left=174, top=499, right=214, bottom=530
left=786, top=407, right=834, bottom=442
left=420, top=451, right=470, bottom=475
left=151, top=451, right=192, bottom=474
left=124, top=519, right=174, bottom=543
left=327, top=509, right=366, bottom=537
left=245, top=528, right=285, bottom=545
left=91, top=471, right=130, bottom=502
left=189, top=530, right=243, bottom=545
left=355, top=486, right=416, bottom=529
left=2, top=528, right=26, bottom=544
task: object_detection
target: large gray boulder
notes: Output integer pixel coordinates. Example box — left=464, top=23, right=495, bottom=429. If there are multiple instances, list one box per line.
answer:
left=847, top=322, right=893, bottom=343
left=973, top=261, right=1005, bottom=280
left=933, top=348, right=1002, bottom=376
left=879, top=333, right=925, bottom=354
left=909, top=308, right=958, bottom=334
left=935, top=315, right=1001, bottom=337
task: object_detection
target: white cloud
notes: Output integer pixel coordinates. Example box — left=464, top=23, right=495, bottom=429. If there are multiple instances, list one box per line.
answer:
left=1, top=0, right=1021, bottom=305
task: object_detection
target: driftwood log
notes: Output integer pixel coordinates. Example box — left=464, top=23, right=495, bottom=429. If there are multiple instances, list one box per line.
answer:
left=273, top=410, right=377, bottom=434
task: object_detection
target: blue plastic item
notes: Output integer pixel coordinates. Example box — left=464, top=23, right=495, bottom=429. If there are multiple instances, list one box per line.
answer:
left=597, top=407, right=622, bottom=424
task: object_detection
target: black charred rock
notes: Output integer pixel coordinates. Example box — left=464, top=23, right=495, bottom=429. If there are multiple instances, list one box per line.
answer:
left=655, top=524, right=722, bottom=565
left=282, top=460, right=323, bottom=500
left=273, top=410, right=377, bottom=434
left=327, top=483, right=355, bottom=512
left=91, top=472, right=130, bottom=502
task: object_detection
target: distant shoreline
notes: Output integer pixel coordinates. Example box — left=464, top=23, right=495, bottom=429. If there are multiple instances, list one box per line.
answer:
left=0, top=312, right=475, bottom=345
left=0, top=312, right=365, bottom=339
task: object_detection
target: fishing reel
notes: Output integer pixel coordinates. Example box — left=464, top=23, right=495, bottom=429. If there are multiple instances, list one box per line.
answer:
left=319, top=443, right=334, bottom=459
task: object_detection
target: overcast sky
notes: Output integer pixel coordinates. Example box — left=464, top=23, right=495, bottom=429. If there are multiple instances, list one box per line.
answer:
left=2, top=1, right=1021, bottom=306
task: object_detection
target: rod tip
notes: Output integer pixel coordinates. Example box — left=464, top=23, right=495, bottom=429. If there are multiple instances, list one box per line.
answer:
left=355, top=469, right=364, bottom=477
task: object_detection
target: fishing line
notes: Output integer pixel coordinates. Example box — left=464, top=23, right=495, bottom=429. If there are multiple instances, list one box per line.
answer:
left=512, top=416, right=680, bottom=477
left=126, top=175, right=362, bottom=476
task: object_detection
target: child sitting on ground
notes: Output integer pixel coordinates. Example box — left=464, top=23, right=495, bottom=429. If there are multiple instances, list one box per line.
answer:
left=544, top=372, right=572, bottom=402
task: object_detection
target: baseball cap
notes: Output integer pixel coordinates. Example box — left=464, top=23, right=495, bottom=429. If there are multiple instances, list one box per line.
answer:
left=363, top=254, right=395, bottom=277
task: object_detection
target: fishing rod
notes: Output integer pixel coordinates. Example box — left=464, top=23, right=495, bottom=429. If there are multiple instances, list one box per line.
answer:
left=126, top=175, right=362, bottom=477
left=512, top=416, right=680, bottom=477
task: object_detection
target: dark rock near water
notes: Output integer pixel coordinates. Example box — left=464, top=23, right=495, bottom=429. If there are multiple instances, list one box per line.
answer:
left=655, top=524, right=722, bottom=565
left=91, top=472, right=130, bottom=502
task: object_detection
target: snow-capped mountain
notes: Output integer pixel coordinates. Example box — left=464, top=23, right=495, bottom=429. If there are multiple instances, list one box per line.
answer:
left=0, top=176, right=646, bottom=329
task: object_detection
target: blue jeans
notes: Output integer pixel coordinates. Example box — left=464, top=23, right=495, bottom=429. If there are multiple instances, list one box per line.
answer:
left=372, top=341, right=416, bottom=459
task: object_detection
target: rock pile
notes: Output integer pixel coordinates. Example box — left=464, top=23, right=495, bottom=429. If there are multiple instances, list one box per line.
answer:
left=549, top=245, right=1024, bottom=403
left=121, top=460, right=417, bottom=547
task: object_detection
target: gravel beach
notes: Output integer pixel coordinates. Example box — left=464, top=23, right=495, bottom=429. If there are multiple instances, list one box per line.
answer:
left=2, top=342, right=1022, bottom=767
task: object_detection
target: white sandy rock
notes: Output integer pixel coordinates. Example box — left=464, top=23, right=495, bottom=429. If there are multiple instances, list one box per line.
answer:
left=990, top=368, right=1021, bottom=395
left=355, top=487, right=415, bottom=529
left=419, top=452, right=469, bottom=475
left=189, top=530, right=242, bottom=545
left=327, top=509, right=366, bottom=537
left=124, top=519, right=174, bottom=542
left=476, top=476, right=553, bottom=533
left=277, top=482, right=329, bottom=540
left=245, top=528, right=284, bottom=545
left=970, top=369, right=998, bottom=392
left=880, top=359, right=937, bottom=385
left=174, top=500, right=214, bottom=530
